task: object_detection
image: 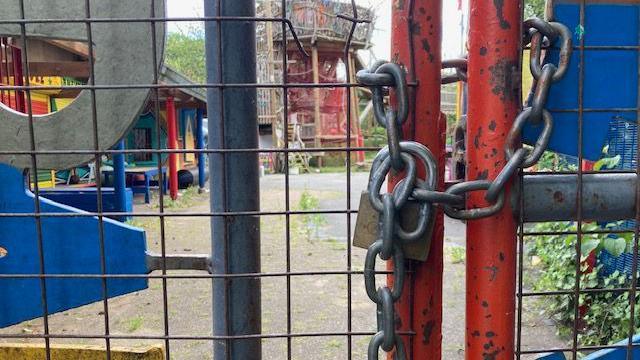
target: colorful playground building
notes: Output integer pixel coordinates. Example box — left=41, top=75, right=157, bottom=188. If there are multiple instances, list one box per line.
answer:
left=0, top=36, right=207, bottom=204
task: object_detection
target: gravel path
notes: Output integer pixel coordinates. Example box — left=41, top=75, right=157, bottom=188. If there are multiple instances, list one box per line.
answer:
left=0, top=172, right=564, bottom=359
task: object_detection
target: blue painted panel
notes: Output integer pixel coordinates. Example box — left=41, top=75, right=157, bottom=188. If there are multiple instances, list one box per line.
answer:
left=523, top=1, right=640, bottom=160
left=585, top=4, right=639, bottom=46
left=0, top=164, right=147, bottom=328
left=582, top=334, right=640, bottom=359
left=536, top=352, right=566, bottom=360
left=39, top=188, right=133, bottom=215
left=523, top=111, right=630, bottom=161
left=584, top=51, right=638, bottom=109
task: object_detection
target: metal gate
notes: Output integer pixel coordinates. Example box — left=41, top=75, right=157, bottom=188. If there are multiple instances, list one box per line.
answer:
left=0, top=0, right=639, bottom=359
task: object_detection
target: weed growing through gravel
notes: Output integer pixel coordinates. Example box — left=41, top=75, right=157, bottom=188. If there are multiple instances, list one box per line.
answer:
left=295, top=190, right=327, bottom=242
left=126, top=316, right=144, bottom=333
left=447, top=245, right=466, bottom=264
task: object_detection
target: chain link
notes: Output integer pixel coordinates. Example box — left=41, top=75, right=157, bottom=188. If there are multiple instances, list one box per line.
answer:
left=446, top=17, right=572, bottom=219
left=355, top=17, right=570, bottom=357
left=357, top=61, right=437, bottom=359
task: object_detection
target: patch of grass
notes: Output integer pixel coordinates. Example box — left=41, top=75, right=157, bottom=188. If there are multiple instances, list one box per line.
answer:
left=126, top=316, right=144, bottom=333
left=326, top=339, right=342, bottom=349
left=125, top=217, right=159, bottom=232
left=325, top=238, right=347, bottom=251
left=125, top=218, right=147, bottom=228
left=154, top=186, right=203, bottom=209
left=447, top=245, right=466, bottom=264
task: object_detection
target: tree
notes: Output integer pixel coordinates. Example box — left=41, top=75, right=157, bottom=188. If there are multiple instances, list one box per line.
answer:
left=165, top=24, right=206, bottom=83
left=525, top=0, right=546, bottom=19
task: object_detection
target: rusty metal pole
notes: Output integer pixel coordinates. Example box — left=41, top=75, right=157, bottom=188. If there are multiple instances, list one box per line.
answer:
left=390, top=0, right=444, bottom=358
left=466, top=1, right=521, bottom=359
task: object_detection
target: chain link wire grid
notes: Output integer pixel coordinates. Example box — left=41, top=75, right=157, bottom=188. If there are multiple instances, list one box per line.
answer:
left=2, top=0, right=640, bottom=359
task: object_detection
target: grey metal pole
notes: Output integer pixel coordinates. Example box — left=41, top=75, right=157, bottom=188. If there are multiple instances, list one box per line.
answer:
left=205, top=0, right=261, bottom=359
left=522, top=173, right=637, bottom=222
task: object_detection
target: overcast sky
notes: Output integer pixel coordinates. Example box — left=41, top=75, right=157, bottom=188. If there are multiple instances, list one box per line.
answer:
left=166, top=0, right=468, bottom=62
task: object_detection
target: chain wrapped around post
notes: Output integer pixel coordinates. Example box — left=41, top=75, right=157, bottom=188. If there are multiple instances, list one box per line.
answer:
left=358, top=61, right=442, bottom=359
left=356, top=17, right=571, bottom=358
left=442, top=17, right=573, bottom=219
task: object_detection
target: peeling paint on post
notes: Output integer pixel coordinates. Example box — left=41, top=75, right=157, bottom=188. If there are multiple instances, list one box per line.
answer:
left=390, top=0, right=444, bottom=358
left=466, top=0, right=521, bottom=359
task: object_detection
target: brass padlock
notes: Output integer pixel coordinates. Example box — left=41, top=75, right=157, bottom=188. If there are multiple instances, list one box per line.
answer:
left=353, top=191, right=434, bottom=261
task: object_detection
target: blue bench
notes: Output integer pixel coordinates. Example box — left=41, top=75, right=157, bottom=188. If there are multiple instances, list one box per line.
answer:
left=103, top=166, right=167, bottom=204
left=39, top=187, right=133, bottom=221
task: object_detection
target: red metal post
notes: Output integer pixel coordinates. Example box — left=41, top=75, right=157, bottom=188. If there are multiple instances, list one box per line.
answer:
left=166, top=96, right=179, bottom=200
left=390, top=0, right=444, bottom=358
left=0, top=38, right=5, bottom=105
left=11, top=45, right=24, bottom=113
left=466, top=1, right=521, bottom=359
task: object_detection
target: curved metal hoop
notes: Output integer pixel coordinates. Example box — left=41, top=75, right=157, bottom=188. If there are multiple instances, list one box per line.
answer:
left=0, top=0, right=166, bottom=169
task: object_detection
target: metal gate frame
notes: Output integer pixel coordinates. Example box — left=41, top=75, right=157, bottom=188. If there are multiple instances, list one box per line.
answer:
left=389, top=0, right=445, bottom=358
left=466, top=1, right=520, bottom=358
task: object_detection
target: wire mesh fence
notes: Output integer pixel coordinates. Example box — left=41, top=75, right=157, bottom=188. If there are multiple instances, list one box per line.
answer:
left=515, top=1, right=640, bottom=359
left=0, top=0, right=640, bottom=359
left=0, top=1, right=387, bottom=359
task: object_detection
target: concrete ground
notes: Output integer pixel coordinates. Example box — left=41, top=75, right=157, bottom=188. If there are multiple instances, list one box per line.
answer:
left=0, top=172, right=564, bottom=359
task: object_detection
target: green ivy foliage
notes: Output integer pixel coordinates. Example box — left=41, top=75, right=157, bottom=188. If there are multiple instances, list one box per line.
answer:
left=529, top=221, right=640, bottom=346
left=525, top=0, right=546, bottom=19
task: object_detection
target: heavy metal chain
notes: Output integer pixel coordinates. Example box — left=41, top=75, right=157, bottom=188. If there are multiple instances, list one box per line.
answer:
left=355, top=17, right=571, bottom=359
left=357, top=61, right=438, bottom=359
left=442, top=17, right=572, bottom=220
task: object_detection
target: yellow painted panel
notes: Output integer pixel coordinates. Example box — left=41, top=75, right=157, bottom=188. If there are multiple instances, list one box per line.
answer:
left=0, top=344, right=164, bottom=360
left=522, top=49, right=534, bottom=103
left=53, top=97, right=75, bottom=111
left=184, top=118, right=196, bottom=163
left=31, top=170, right=56, bottom=189
left=27, top=76, right=63, bottom=95
left=36, top=180, right=55, bottom=188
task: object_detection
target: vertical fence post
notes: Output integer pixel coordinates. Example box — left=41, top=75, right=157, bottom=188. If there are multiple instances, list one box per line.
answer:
left=205, top=1, right=261, bottom=359
left=390, top=0, right=444, bottom=358
left=466, top=1, right=521, bottom=358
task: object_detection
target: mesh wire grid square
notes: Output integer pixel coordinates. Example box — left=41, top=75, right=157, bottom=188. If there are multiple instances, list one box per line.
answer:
left=0, top=0, right=640, bottom=360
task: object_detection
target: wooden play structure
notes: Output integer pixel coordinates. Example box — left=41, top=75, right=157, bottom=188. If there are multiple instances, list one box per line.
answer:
left=257, top=0, right=374, bottom=169
left=0, top=37, right=88, bottom=116
left=0, top=36, right=207, bottom=201
left=123, top=65, right=207, bottom=201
